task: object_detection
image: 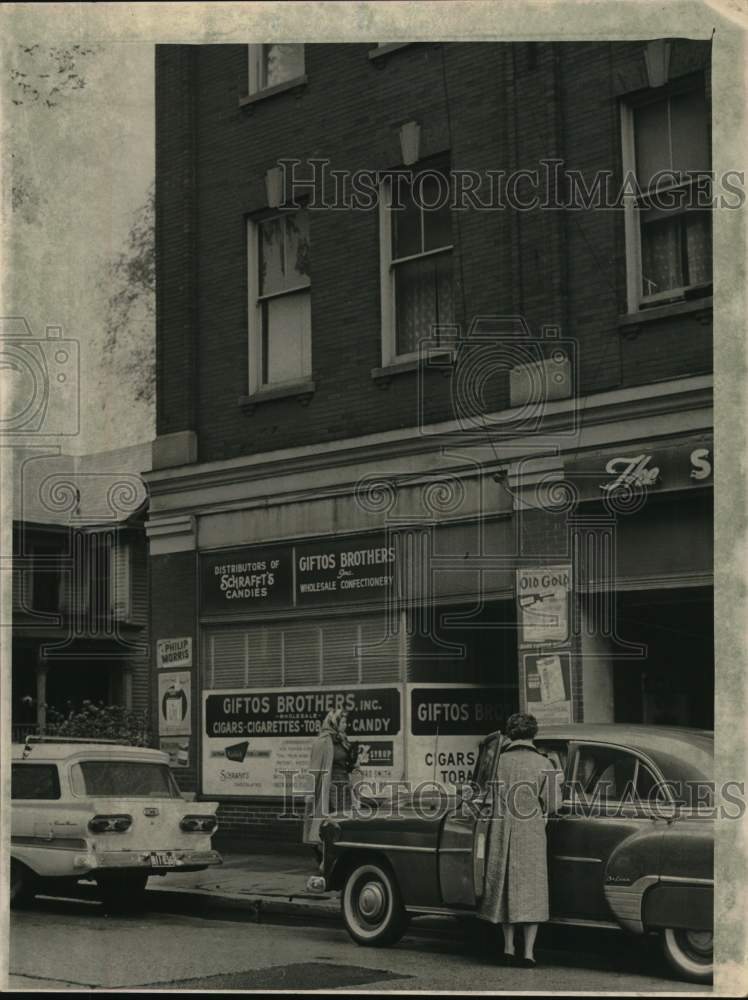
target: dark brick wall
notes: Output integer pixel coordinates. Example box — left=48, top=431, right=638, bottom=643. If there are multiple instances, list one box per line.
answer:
left=155, top=40, right=712, bottom=463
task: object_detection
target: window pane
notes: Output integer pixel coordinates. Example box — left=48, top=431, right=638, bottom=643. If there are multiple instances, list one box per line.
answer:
left=286, top=209, right=311, bottom=287
left=576, top=747, right=636, bottom=802
left=263, top=290, right=310, bottom=384
left=392, top=176, right=421, bottom=259
left=421, top=173, right=452, bottom=250
left=641, top=215, right=683, bottom=296
left=670, top=90, right=710, bottom=175
left=435, top=253, right=455, bottom=326
left=12, top=764, right=60, bottom=800
left=635, top=99, right=670, bottom=189
left=79, top=761, right=180, bottom=798
left=262, top=44, right=304, bottom=89
left=259, top=216, right=285, bottom=296
left=395, top=256, right=438, bottom=355
left=685, top=211, right=712, bottom=285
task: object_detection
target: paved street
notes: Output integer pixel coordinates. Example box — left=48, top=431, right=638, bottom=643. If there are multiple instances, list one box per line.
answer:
left=7, top=893, right=705, bottom=992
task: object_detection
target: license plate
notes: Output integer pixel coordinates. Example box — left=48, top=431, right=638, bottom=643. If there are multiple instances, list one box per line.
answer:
left=149, top=851, right=178, bottom=867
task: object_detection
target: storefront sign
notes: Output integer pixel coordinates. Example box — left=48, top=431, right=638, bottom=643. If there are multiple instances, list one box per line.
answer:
left=158, top=671, right=192, bottom=736
left=295, top=535, right=397, bottom=606
left=406, top=684, right=506, bottom=791
left=160, top=737, right=190, bottom=768
left=523, top=651, right=572, bottom=725
left=202, top=686, right=402, bottom=797
left=516, top=566, right=570, bottom=645
left=567, top=438, right=713, bottom=500
left=200, top=534, right=397, bottom=615
left=200, top=546, right=293, bottom=615
left=157, top=637, right=192, bottom=669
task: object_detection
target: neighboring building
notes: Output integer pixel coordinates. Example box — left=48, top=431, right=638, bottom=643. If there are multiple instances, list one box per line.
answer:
left=148, top=41, right=713, bottom=840
left=11, top=444, right=151, bottom=741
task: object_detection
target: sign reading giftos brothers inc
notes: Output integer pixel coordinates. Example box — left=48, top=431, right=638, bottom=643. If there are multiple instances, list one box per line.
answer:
left=200, top=534, right=398, bottom=615
left=202, top=686, right=402, bottom=797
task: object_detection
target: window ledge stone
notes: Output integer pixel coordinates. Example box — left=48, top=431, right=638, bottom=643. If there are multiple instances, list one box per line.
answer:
left=618, top=294, right=712, bottom=336
left=239, top=380, right=316, bottom=412
left=239, top=74, right=308, bottom=108
left=371, top=351, right=454, bottom=385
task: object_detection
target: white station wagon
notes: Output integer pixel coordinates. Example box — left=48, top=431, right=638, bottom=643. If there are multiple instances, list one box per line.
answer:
left=10, top=737, right=222, bottom=909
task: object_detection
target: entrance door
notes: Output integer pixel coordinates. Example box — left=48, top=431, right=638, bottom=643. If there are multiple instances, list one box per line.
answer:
left=547, top=742, right=664, bottom=921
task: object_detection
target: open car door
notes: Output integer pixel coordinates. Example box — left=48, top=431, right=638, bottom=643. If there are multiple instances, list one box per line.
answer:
left=438, top=733, right=503, bottom=908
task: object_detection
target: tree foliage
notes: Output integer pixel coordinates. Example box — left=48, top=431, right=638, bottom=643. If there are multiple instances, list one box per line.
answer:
left=103, top=183, right=156, bottom=404
left=46, top=701, right=152, bottom=747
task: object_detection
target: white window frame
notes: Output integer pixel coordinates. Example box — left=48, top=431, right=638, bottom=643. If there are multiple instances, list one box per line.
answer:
left=109, top=537, right=132, bottom=621
left=621, top=85, right=711, bottom=313
left=378, top=172, right=454, bottom=367
left=248, top=43, right=305, bottom=96
left=247, top=211, right=312, bottom=395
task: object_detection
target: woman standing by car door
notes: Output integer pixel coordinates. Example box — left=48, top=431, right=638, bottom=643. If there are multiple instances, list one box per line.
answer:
left=303, top=708, right=360, bottom=862
left=479, top=713, right=564, bottom=967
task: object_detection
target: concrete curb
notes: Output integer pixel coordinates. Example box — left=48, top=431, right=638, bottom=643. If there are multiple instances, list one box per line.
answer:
left=147, top=883, right=341, bottom=923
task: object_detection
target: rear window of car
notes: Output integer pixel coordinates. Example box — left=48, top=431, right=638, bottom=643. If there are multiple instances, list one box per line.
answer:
left=12, top=763, right=61, bottom=800
left=74, top=761, right=182, bottom=798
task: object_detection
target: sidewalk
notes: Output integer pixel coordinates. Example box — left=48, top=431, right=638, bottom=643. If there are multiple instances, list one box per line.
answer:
left=146, top=848, right=341, bottom=921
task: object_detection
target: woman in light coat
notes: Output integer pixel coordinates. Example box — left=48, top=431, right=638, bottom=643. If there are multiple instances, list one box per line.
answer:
left=479, top=712, right=564, bottom=967
left=303, top=708, right=359, bottom=859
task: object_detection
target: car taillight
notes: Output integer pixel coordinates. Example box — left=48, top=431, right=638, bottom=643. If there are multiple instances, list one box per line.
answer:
left=180, top=815, right=218, bottom=833
left=88, top=814, right=132, bottom=833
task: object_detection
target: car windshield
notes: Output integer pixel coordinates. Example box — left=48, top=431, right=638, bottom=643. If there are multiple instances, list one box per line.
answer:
left=77, top=761, right=182, bottom=798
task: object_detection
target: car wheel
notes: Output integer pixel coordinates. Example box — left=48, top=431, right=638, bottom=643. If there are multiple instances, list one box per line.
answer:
left=661, top=927, right=713, bottom=983
left=96, top=872, right=149, bottom=913
left=341, top=861, right=408, bottom=947
left=10, top=860, right=36, bottom=908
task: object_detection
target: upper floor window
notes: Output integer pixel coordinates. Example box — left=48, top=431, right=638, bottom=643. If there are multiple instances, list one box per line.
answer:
left=248, top=44, right=305, bottom=95
left=379, top=160, right=454, bottom=364
left=248, top=209, right=311, bottom=392
left=622, top=82, right=712, bottom=311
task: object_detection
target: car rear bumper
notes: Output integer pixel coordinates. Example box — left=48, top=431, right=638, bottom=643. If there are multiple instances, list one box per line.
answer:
left=79, top=848, right=223, bottom=875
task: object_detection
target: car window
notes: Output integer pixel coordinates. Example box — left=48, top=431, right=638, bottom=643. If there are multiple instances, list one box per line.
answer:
left=12, top=763, right=61, bottom=800
left=75, top=761, right=182, bottom=798
left=572, top=746, right=660, bottom=804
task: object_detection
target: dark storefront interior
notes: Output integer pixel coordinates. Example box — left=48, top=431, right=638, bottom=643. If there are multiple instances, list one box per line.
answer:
left=613, top=587, right=714, bottom=729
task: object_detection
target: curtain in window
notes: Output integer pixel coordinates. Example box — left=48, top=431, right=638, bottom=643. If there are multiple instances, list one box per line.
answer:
left=395, top=254, right=454, bottom=355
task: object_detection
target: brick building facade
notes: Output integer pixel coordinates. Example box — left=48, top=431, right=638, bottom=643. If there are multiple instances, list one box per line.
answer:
left=147, top=41, right=713, bottom=842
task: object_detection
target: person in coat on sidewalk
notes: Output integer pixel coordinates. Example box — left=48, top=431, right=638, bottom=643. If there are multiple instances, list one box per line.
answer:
left=303, top=708, right=362, bottom=862
left=479, top=712, right=564, bottom=967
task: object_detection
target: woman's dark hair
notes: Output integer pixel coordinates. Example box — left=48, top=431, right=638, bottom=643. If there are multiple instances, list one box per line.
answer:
left=506, top=712, right=538, bottom=741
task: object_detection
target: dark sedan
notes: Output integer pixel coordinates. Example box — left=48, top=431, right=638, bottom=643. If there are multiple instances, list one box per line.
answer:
left=318, top=724, right=714, bottom=984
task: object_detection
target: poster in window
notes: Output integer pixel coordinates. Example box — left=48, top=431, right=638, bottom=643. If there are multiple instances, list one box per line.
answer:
left=158, top=671, right=192, bottom=736
left=516, top=566, right=570, bottom=645
left=523, top=651, right=572, bottom=725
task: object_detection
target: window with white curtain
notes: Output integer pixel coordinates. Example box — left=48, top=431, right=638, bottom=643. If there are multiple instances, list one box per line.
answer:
left=379, top=159, right=454, bottom=364
left=248, top=44, right=305, bottom=95
left=248, top=209, right=311, bottom=392
left=621, top=81, right=711, bottom=310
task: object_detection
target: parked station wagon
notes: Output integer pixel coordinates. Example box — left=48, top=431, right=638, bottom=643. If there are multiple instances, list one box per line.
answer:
left=10, top=737, right=222, bottom=909
left=318, top=724, right=714, bottom=983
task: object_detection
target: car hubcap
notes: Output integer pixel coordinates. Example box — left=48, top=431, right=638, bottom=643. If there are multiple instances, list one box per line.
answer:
left=683, top=930, right=713, bottom=958
left=358, top=880, right=386, bottom=922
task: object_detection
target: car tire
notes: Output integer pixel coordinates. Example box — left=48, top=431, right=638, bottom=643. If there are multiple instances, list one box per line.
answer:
left=341, top=861, right=408, bottom=947
left=10, top=860, right=36, bottom=908
left=661, top=927, right=713, bottom=983
left=96, top=872, right=149, bottom=913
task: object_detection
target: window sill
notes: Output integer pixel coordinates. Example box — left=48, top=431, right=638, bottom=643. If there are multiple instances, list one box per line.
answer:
left=618, top=294, right=712, bottom=336
left=368, top=43, right=413, bottom=60
left=239, top=75, right=308, bottom=108
left=239, top=380, right=316, bottom=411
left=371, top=351, right=453, bottom=385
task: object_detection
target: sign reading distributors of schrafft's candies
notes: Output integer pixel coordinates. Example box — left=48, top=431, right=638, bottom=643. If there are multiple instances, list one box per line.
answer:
left=516, top=566, right=570, bottom=645
left=202, top=686, right=402, bottom=797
